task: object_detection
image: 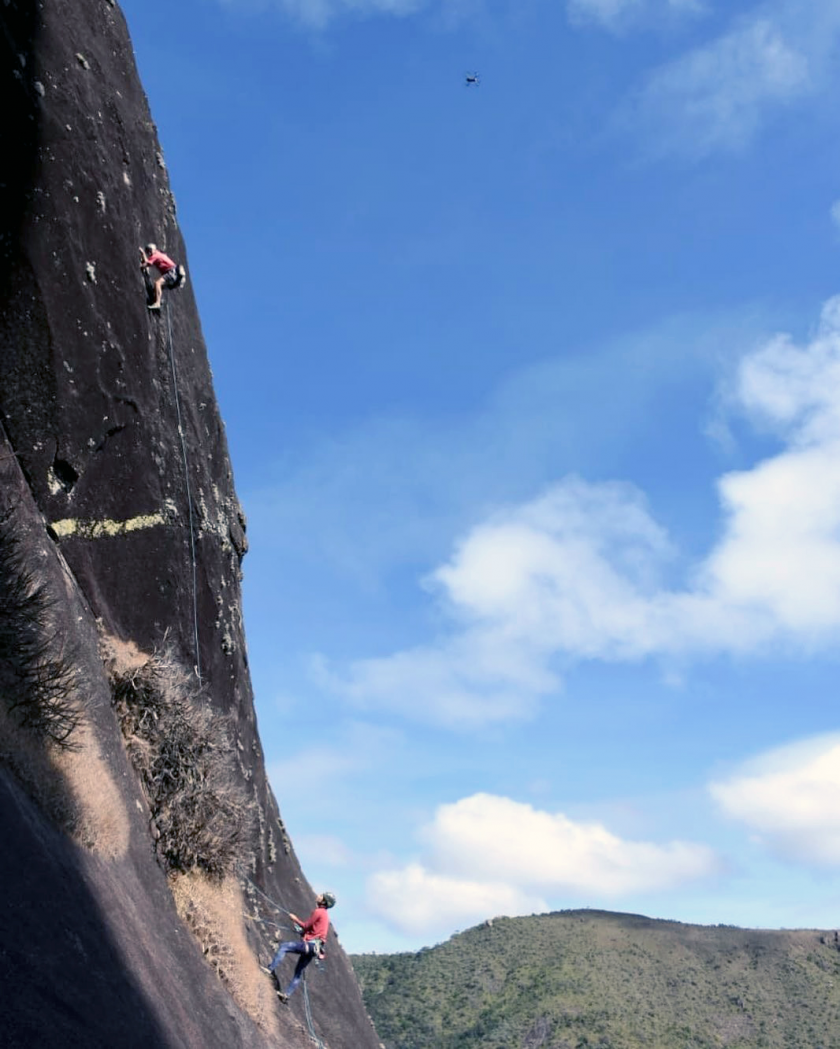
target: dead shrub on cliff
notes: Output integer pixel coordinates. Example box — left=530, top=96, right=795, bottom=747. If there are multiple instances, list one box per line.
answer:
left=107, top=647, right=254, bottom=879
left=0, top=510, right=81, bottom=748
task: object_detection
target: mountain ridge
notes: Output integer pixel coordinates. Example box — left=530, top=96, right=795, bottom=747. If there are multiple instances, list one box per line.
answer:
left=352, top=909, right=840, bottom=1049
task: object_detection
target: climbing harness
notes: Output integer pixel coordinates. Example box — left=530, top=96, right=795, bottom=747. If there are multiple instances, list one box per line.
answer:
left=163, top=264, right=187, bottom=291
left=164, top=299, right=202, bottom=682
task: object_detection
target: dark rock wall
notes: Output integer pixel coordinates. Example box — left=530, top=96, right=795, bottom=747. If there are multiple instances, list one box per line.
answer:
left=0, top=436, right=289, bottom=1049
left=0, top=2, right=380, bottom=1047
left=1, top=0, right=240, bottom=692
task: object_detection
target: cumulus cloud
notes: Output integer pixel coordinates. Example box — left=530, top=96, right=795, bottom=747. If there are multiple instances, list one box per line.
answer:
left=324, top=295, right=840, bottom=727
left=710, top=735, right=840, bottom=866
left=368, top=793, right=720, bottom=935
left=429, top=478, right=677, bottom=661
left=368, top=863, right=546, bottom=935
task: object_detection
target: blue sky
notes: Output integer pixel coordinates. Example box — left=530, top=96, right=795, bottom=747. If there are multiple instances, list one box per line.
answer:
left=122, top=0, right=840, bottom=953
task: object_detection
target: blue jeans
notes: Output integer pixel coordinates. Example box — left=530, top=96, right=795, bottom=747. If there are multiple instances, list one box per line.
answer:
left=268, top=940, right=316, bottom=996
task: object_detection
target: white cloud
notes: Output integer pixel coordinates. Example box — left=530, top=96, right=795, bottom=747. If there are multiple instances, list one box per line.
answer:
left=268, top=722, right=404, bottom=789
left=430, top=478, right=676, bottom=660
left=617, top=0, right=840, bottom=158
left=831, top=199, right=840, bottom=234
left=368, top=863, right=545, bottom=935
left=368, top=793, right=719, bottom=935
left=710, top=734, right=840, bottom=866
left=316, top=640, right=550, bottom=729
left=427, top=794, right=721, bottom=893
left=626, top=13, right=811, bottom=157
left=325, top=295, right=840, bottom=726
left=246, top=312, right=727, bottom=593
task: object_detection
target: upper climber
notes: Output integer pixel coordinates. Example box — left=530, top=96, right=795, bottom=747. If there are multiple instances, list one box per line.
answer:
left=139, top=243, right=186, bottom=310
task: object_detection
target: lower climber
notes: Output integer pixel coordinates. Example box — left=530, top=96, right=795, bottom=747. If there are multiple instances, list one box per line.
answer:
left=139, top=243, right=186, bottom=310
left=262, top=891, right=336, bottom=1001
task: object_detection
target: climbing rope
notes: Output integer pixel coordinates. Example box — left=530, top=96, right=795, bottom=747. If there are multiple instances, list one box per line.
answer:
left=240, top=873, right=300, bottom=948
left=162, top=300, right=324, bottom=1042
left=164, top=298, right=202, bottom=682
left=243, top=912, right=289, bottom=933
left=239, top=871, right=295, bottom=919
left=302, top=973, right=326, bottom=1049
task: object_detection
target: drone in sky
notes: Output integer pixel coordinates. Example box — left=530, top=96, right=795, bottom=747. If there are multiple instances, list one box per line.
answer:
left=465, top=71, right=480, bottom=87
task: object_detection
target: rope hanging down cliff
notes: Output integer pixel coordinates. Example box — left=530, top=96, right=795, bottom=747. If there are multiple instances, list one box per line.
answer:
left=302, top=976, right=325, bottom=1049
left=165, top=299, right=202, bottom=682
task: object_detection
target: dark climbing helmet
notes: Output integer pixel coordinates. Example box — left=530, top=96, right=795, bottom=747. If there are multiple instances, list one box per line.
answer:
left=321, top=891, right=336, bottom=909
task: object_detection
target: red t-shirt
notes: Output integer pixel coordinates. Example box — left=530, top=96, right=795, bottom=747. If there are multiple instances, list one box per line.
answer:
left=300, top=907, right=329, bottom=942
left=147, top=250, right=175, bottom=273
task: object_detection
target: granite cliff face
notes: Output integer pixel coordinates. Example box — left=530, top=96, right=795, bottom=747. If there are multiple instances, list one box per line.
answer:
left=0, top=2, right=379, bottom=1047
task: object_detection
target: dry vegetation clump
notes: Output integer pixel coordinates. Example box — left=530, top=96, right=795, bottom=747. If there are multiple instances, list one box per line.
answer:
left=170, top=872, right=281, bottom=1037
left=0, top=514, right=128, bottom=853
left=0, top=510, right=82, bottom=747
left=104, top=638, right=273, bottom=1030
left=107, top=647, right=254, bottom=879
left=0, top=510, right=86, bottom=828
left=52, top=718, right=130, bottom=859
left=0, top=702, right=73, bottom=826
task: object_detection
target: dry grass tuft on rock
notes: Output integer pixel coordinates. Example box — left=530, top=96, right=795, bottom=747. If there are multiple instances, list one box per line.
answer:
left=170, top=872, right=281, bottom=1037
left=54, top=719, right=130, bottom=859
left=107, top=646, right=254, bottom=879
left=0, top=510, right=82, bottom=748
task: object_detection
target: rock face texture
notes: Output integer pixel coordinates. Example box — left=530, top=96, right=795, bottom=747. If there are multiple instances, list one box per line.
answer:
left=0, top=3, right=379, bottom=1048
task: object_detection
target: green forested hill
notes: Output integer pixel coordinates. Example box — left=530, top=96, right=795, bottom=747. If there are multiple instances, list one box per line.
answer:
left=351, top=911, right=840, bottom=1049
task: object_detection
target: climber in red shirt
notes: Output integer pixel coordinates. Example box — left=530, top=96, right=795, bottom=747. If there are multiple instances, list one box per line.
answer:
left=262, top=891, right=336, bottom=1002
left=139, top=242, right=185, bottom=310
